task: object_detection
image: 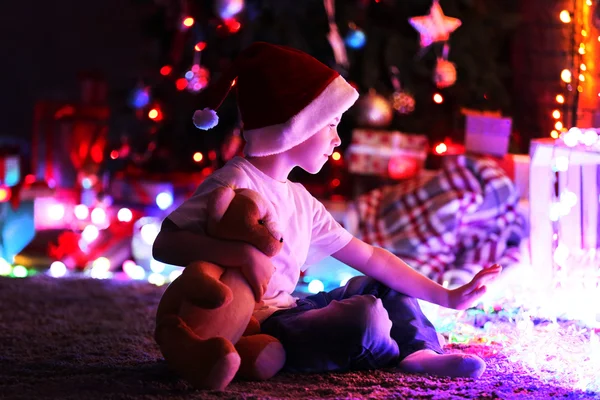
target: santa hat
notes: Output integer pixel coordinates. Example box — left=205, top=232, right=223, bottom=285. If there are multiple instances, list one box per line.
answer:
left=192, top=42, right=359, bottom=157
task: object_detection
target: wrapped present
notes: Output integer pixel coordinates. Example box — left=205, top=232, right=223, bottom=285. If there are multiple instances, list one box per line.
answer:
left=31, top=101, right=109, bottom=188
left=529, top=138, right=600, bottom=287
left=0, top=153, right=20, bottom=187
left=462, top=109, right=512, bottom=157
left=346, top=130, right=428, bottom=179
left=351, top=129, right=429, bottom=151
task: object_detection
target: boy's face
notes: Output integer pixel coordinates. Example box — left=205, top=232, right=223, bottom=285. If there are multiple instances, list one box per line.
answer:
left=288, top=116, right=342, bottom=174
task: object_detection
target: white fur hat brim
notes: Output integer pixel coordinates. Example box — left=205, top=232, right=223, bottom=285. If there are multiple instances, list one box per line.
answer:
left=242, top=75, right=359, bottom=157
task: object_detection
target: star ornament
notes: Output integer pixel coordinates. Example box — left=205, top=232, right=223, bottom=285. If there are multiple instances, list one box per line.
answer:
left=409, top=0, right=462, bottom=48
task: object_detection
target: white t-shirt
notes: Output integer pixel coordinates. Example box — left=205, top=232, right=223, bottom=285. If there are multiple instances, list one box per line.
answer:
left=166, top=157, right=353, bottom=321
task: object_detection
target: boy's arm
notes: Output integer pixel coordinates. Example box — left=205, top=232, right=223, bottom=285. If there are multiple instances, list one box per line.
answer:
left=153, top=227, right=248, bottom=268
left=332, top=237, right=501, bottom=310
left=152, top=225, right=275, bottom=301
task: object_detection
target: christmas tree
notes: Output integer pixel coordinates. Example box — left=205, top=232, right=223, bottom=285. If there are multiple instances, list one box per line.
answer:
left=114, top=0, right=520, bottom=179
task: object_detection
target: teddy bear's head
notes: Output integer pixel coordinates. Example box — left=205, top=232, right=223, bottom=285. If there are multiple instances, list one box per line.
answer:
left=206, top=187, right=284, bottom=257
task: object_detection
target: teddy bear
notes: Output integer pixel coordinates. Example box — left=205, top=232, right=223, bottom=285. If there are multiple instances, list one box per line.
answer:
left=154, top=187, right=286, bottom=390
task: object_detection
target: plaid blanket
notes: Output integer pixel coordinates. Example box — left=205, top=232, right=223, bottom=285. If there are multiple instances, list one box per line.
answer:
left=354, top=155, right=525, bottom=284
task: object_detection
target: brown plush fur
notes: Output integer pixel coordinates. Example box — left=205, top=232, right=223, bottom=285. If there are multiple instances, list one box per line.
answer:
left=155, top=188, right=286, bottom=391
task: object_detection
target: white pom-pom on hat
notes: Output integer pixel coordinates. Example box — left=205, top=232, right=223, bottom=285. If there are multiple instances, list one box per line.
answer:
left=193, top=108, right=219, bottom=130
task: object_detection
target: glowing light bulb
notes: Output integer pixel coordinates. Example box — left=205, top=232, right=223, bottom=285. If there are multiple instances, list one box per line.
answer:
left=559, top=10, right=571, bottom=23
left=582, top=129, right=598, bottom=146
left=556, top=94, right=565, bottom=104
left=550, top=130, right=560, bottom=139
left=123, top=260, right=145, bottom=280
left=193, top=152, right=203, bottom=162
left=561, top=69, right=572, bottom=83
left=49, top=261, right=67, bottom=278
left=175, top=78, right=188, bottom=91
left=435, top=143, right=448, bottom=154
left=555, top=121, right=563, bottom=130
left=433, top=93, right=444, bottom=104
left=90, top=207, right=107, bottom=225
left=90, top=257, right=111, bottom=279
left=552, top=110, right=561, bottom=119
left=81, top=225, right=100, bottom=243
left=160, top=65, right=172, bottom=76
left=560, top=190, right=577, bottom=208
left=141, top=223, right=160, bottom=245
left=148, top=273, right=166, bottom=286
left=116, top=208, right=132, bottom=223
left=156, top=192, right=174, bottom=210
left=307, top=279, right=325, bottom=294
left=563, top=127, right=581, bottom=147
left=182, top=17, right=194, bottom=27
left=148, top=108, right=163, bottom=121
left=12, top=265, right=28, bottom=278
left=332, top=151, right=341, bottom=161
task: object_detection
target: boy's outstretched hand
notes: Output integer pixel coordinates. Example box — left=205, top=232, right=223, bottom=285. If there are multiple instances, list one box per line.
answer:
left=446, top=264, right=502, bottom=310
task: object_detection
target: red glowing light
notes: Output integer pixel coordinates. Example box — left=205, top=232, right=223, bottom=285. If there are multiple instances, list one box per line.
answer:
left=175, top=78, right=188, bottom=91
left=160, top=65, right=172, bottom=76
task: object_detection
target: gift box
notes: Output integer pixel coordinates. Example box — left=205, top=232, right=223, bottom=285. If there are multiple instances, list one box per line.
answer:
left=31, top=101, right=109, bottom=188
left=346, top=130, right=428, bottom=179
left=463, top=109, right=512, bottom=157
left=529, top=138, right=600, bottom=286
left=0, top=154, right=20, bottom=187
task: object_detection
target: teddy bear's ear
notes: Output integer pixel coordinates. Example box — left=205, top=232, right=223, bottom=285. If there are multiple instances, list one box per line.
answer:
left=207, top=186, right=236, bottom=224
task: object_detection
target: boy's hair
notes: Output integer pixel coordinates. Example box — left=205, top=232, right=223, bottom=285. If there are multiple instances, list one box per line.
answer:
left=192, top=42, right=358, bottom=157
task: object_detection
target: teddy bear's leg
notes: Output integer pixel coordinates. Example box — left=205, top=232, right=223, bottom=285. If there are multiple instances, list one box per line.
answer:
left=235, top=334, right=286, bottom=381
left=179, top=267, right=256, bottom=343
left=180, top=261, right=233, bottom=309
left=155, top=314, right=241, bottom=390
left=242, top=316, right=262, bottom=336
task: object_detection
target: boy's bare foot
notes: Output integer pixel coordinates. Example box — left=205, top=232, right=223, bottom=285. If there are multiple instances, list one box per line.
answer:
left=398, top=350, right=486, bottom=378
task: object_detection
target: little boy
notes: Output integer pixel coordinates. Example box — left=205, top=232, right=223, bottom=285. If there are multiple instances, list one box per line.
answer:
left=153, top=42, right=501, bottom=380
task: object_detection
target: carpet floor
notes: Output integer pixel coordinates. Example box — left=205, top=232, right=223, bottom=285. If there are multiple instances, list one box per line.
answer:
left=0, top=275, right=596, bottom=400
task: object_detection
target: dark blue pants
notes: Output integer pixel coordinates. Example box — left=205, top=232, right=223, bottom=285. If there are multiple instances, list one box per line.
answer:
left=261, top=276, right=443, bottom=373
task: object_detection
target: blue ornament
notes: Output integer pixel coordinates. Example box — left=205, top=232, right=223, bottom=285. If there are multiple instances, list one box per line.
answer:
left=345, top=28, right=366, bottom=49
left=129, top=86, right=150, bottom=109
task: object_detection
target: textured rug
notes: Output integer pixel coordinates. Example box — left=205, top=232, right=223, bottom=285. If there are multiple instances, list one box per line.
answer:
left=0, top=276, right=596, bottom=400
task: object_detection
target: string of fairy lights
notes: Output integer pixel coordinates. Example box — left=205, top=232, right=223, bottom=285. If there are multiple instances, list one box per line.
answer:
left=546, top=1, right=600, bottom=296
left=552, top=0, right=598, bottom=139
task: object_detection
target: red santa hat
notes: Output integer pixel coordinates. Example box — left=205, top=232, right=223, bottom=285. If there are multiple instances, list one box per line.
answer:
left=192, top=42, right=359, bottom=157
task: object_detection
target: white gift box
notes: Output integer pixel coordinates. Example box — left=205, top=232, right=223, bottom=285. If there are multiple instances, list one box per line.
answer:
left=463, top=110, right=512, bottom=157
left=529, top=138, right=600, bottom=286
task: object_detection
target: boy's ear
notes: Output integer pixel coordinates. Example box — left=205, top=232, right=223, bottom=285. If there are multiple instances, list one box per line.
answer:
left=207, top=187, right=236, bottom=224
